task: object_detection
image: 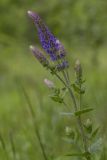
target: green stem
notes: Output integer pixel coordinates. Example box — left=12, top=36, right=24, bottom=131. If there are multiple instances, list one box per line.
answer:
left=54, top=70, right=90, bottom=159
left=62, top=71, right=90, bottom=160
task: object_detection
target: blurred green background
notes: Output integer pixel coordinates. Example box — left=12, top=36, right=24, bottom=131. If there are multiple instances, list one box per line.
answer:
left=0, top=0, right=107, bottom=159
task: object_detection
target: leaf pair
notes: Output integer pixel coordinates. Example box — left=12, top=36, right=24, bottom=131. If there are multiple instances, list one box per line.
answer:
left=60, top=108, right=93, bottom=117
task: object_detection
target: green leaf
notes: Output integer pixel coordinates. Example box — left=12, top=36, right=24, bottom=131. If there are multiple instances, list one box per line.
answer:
left=61, top=87, right=67, bottom=91
left=50, top=95, right=63, bottom=103
left=66, top=151, right=91, bottom=157
left=75, top=108, right=94, bottom=116
left=72, top=84, right=80, bottom=93
left=91, top=127, right=100, bottom=139
left=84, top=125, right=92, bottom=134
left=80, top=88, right=85, bottom=94
left=72, top=84, right=85, bottom=94
left=60, top=108, right=93, bottom=117
left=61, top=88, right=68, bottom=98
left=82, top=79, right=86, bottom=84
left=54, top=88, right=60, bottom=95
left=66, top=153, right=85, bottom=157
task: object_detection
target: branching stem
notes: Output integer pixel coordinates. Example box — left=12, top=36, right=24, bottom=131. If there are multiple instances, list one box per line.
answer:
left=61, top=70, right=90, bottom=160
left=53, top=69, right=91, bottom=160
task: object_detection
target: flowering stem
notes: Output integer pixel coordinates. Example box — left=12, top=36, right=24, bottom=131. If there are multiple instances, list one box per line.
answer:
left=28, top=10, right=92, bottom=160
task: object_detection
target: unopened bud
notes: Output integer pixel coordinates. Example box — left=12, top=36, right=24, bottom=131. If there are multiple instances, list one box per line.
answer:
left=44, top=79, right=55, bottom=88
left=85, top=119, right=92, bottom=128
left=30, top=45, right=49, bottom=67
left=65, top=126, right=75, bottom=139
left=84, top=119, right=92, bottom=133
left=74, top=59, right=82, bottom=80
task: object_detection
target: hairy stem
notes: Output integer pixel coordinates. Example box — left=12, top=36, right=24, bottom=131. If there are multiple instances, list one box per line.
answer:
left=54, top=70, right=90, bottom=159
left=62, top=71, right=90, bottom=160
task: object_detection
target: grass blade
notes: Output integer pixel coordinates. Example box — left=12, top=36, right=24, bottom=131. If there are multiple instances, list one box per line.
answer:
left=9, top=131, right=17, bottom=160
left=17, top=80, right=48, bottom=160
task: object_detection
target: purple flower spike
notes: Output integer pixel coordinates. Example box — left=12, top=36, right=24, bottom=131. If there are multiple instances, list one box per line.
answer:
left=28, top=11, right=66, bottom=61
left=30, top=45, right=49, bottom=67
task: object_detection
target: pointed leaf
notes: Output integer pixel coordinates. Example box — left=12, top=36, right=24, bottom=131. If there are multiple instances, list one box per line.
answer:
left=66, top=153, right=84, bottom=157
left=72, top=84, right=80, bottom=93
left=66, top=152, right=91, bottom=159
left=75, top=108, right=94, bottom=116
left=91, top=127, right=100, bottom=139
left=50, top=95, right=63, bottom=103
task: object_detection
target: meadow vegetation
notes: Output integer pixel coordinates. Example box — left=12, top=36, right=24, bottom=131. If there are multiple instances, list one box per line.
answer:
left=0, top=0, right=107, bottom=159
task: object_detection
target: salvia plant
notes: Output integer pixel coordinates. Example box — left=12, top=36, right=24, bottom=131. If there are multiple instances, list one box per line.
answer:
left=27, top=11, right=102, bottom=160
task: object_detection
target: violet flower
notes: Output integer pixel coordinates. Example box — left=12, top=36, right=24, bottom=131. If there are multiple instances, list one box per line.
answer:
left=28, top=11, right=66, bottom=61
left=56, top=61, right=69, bottom=71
